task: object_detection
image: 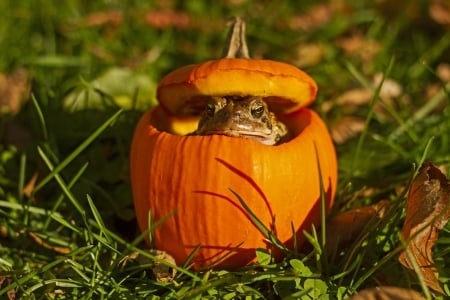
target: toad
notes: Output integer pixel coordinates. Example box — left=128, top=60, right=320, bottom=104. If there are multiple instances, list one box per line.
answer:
left=192, top=96, right=288, bottom=145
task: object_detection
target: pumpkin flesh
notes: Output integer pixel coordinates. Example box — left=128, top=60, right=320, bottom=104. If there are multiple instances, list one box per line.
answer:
left=130, top=105, right=337, bottom=269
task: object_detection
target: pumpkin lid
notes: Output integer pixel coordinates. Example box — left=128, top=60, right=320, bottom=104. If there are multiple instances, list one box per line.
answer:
left=157, top=58, right=318, bottom=116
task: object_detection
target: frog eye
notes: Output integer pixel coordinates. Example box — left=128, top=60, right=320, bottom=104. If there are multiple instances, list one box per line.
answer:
left=205, top=102, right=216, bottom=117
left=251, top=103, right=265, bottom=118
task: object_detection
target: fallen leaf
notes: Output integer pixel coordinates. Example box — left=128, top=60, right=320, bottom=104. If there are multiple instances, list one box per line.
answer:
left=144, top=10, right=190, bottom=29
left=330, top=116, right=366, bottom=144
left=436, top=63, right=450, bottom=82
left=28, top=231, right=71, bottom=255
left=372, top=73, right=403, bottom=99
left=290, top=43, right=324, bottom=68
left=289, top=4, right=333, bottom=31
left=0, top=68, right=30, bottom=115
left=325, top=200, right=390, bottom=256
left=336, top=88, right=373, bottom=107
left=349, top=286, right=425, bottom=300
left=0, top=275, right=16, bottom=300
left=398, top=162, right=450, bottom=294
left=336, top=34, right=381, bottom=62
left=429, top=0, right=450, bottom=27
left=23, top=171, right=39, bottom=198
left=82, top=10, right=123, bottom=27
left=120, top=249, right=177, bottom=282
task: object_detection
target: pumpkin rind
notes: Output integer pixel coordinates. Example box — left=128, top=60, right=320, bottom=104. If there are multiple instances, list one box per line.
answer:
left=157, top=58, right=318, bottom=116
left=130, top=106, right=337, bottom=269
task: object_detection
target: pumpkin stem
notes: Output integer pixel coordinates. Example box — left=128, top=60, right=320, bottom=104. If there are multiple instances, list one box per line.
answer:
left=221, top=17, right=250, bottom=59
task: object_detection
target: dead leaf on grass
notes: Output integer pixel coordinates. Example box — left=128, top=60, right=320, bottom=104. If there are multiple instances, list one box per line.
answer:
left=120, top=249, right=177, bottom=282
left=290, top=43, right=324, bottom=68
left=0, top=275, right=16, bottom=300
left=23, top=171, right=39, bottom=198
left=330, top=116, right=366, bottom=145
left=336, top=34, right=381, bottom=62
left=144, top=10, right=190, bottom=29
left=0, top=68, right=30, bottom=115
left=349, top=286, right=425, bottom=300
left=289, top=4, right=333, bottom=31
left=429, top=0, right=450, bottom=27
left=325, top=200, right=390, bottom=256
left=28, top=231, right=71, bottom=255
left=398, top=162, right=450, bottom=294
left=82, top=11, right=123, bottom=27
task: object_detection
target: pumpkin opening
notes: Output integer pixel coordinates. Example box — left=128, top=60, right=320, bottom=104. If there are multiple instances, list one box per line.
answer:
left=151, top=104, right=311, bottom=142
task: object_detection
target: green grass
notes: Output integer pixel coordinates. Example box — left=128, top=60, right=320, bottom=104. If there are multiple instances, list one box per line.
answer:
left=1, top=0, right=450, bottom=298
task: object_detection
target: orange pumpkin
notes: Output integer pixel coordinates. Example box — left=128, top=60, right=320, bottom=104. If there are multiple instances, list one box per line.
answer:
left=130, top=19, right=337, bottom=269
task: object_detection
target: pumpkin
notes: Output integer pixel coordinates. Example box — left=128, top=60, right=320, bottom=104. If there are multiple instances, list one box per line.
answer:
left=130, top=18, right=337, bottom=269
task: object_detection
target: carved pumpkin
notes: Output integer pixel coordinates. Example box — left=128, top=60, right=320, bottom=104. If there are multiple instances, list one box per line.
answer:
left=130, top=19, right=337, bottom=269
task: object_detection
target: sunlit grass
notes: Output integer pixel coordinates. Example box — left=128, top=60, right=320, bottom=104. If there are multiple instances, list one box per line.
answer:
left=1, top=0, right=449, bottom=298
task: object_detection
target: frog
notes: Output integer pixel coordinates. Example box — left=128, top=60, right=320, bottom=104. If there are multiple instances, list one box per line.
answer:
left=192, top=96, right=288, bottom=145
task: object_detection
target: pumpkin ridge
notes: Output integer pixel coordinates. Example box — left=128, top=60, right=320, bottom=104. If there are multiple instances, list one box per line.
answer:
left=216, top=157, right=275, bottom=225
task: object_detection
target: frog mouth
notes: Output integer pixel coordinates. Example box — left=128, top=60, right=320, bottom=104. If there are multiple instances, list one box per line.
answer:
left=202, top=129, right=273, bottom=143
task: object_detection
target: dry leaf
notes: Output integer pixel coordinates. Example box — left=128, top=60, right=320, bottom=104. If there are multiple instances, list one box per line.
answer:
left=436, top=63, right=450, bottom=82
left=429, top=0, right=450, bottom=27
left=372, top=73, right=403, bottom=99
left=82, top=11, right=123, bottom=27
left=336, top=88, right=373, bottom=107
left=330, top=116, right=365, bottom=144
left=289, top=4, right=333, bottom=31
left=336, top=34, right=381, bottom=62
left=291, top=43, right=324, bottom=68
left=148, top=249, right=177, bottom=282
left=144, top=10, right=190, bottom=29
left=120, top=249, right=177, bottom=282
left=0, top=68, right=30, bottom=115
left=349, top=286, right=425, bottom=300
left=325, top=200, right=390, bottom=256
left=0, top=275, right=16, bottom=300
left=28, top=231, right=71, bottom=255
left=398, top=162, right=450, bottom=294
left=23, top=171, right=39, bottom=198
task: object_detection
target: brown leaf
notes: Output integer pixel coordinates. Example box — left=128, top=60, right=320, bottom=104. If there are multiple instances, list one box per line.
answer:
left=23, top=171, right=39, bottom=198
left=144, top=10, right=190, bottom=29
left=429, top=0, right=450, bottom=27
left=82, top=11, right=123, bottom=27
left=398, top=162, right=450, bottom=294
left=330, top=116, right=366, bottom=144
left=336, top=34, right=381, bottom=62
left=28, top=231, right=71, bottom=255
left=0, top=275, right=17, bottom=300
left=290, top=43, right=324, bottom=68
left=325, top=200, right=390, bottom=256
left=120, top=249, right=177, bottom=282
left=349, top=286, right=425, bottom=300
left=0, top=68, right=30, bottom=115
left=289, top=4, right=333, bottom=31
left=436, top=63, right=450, bottom=82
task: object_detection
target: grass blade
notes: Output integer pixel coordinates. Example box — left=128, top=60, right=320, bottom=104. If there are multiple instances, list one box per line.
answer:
left=32, top=109, right=123, bottom=195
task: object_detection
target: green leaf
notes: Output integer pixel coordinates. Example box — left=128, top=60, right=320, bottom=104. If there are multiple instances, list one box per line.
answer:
left=63, top=67, right=157, bottom=111
left=289, top=259, right=313, bottom=277
left=255, top=248, right=272, bottom=266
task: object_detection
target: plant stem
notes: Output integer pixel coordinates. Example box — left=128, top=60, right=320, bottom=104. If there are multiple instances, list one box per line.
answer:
left=221, top=17, right=250, bottom=59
